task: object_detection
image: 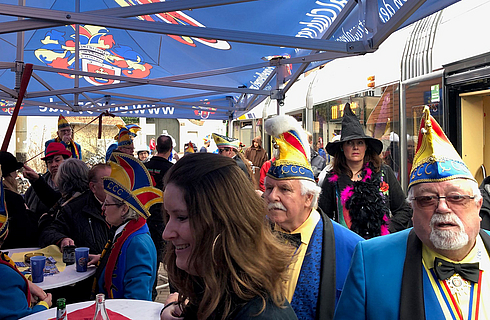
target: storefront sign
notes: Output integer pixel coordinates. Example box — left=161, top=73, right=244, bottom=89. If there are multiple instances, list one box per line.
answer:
left=330, top=102, right=359, bottom=120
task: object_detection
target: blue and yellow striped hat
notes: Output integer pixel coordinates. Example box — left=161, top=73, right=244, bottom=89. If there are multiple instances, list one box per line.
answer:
left=408, top=106, right=476, bottom=189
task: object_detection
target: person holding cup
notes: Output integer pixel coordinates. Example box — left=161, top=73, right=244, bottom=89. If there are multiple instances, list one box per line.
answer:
left=30, top=255, right=47, bottom=283
left=0, top=166, right=52, bottom=319
left=89, top=153, right=161, bottom=301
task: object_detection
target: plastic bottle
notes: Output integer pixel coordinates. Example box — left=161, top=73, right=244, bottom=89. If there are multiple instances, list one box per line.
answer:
left=93, top=293, right=110, bottom=320
left=56, top=298, right=67, bottom=320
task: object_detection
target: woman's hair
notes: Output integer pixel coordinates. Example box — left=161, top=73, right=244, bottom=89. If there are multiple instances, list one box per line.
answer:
left=331, top=139, right=382, bottom=177
left=2, top=174, right=18, bottom=193
left=163, top=153, right=293, bottom=320
left=55, top=158, right=89, bottom=198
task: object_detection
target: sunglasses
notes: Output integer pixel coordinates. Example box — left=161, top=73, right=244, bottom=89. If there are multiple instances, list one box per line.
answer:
left=219, top=147, right=233, bottom=153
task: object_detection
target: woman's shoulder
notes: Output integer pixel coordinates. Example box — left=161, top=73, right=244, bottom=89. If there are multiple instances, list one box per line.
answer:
left=232, top=296, right=298, bottom=320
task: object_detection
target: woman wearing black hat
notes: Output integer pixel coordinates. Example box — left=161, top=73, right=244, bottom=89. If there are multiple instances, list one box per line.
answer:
left=0, top=151, right=40, bottom=249
left=318, top=104, right=412, bottom=239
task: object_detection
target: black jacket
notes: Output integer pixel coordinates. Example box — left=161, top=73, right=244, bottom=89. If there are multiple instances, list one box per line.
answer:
left=39, top=191, right=113, bottom=254
left=145, top=156, right=173, bottom=191
left=2, top=189, right=40, bottom=249
left=25, top=171, right=61, bottom=216
left=318, top=164, right=412, bottom=234
left=479, top=176, right=490, bottom=230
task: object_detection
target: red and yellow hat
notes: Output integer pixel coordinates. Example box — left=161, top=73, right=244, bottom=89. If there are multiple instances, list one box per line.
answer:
left=58, top=114, right=70, bottom=129
left=103, top=153, right=162, bottom=219
left=265, top=115, right=314, bottom=182
left=0, top=166, right=8, bottom=239
left=408, top=106, right=476, bottom=188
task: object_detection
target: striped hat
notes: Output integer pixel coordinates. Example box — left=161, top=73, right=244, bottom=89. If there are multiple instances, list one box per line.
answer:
left=212, top=133, right=240, bottom=150
left=58, top=114, right=70, bottom=129
left=265, top=115, right=314, bottom=182
left=104, top=153, right=162, bottom=219
left=408, top=106, right=476, bottom=188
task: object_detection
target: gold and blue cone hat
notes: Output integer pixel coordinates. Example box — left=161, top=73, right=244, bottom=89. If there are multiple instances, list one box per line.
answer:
left=117, top=129, right=133, bottom=147
left=408, top=106, right=476, bottom=188
left=103, top=153, right=163, bottom=219
left=212, top=133, right=240, bottom=150
left=0, top=166, right=8, bottom=239
left=58, top=114, right=70, bottom=129
left=265, top=115, right=314, bottom=182
left=113, top=124, right=141, bottom=140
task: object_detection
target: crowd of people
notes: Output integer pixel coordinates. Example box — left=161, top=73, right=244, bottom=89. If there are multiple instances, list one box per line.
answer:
left=0, top=106, right=489, bottom=319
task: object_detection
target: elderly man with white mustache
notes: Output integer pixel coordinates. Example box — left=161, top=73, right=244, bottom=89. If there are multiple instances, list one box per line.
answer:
left=334, top=106, right=490, bottom=320
left=263, top=115, right=363, bottom=320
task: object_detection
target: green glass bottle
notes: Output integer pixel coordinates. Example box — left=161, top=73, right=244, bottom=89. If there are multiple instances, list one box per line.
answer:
left=56, top=298, right=67, bottom=320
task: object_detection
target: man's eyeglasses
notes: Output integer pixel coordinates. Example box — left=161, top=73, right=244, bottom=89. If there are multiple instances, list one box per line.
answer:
left=409, top=195, right=475, bottom=208
left=219, top=147, right=232, bottom=153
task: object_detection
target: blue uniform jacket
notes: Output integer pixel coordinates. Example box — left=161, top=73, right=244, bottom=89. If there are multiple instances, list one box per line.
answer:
left=334, top=228, right=490, bottom=320
left=0, top=263, right=48, bottom=319
left=97, top=230, right=157, bottom=301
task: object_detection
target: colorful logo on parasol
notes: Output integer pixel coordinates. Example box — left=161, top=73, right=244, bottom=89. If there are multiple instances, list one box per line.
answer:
left=115, top=0, right=231, bottom=50
left=35, top=25, right=153, bottom=85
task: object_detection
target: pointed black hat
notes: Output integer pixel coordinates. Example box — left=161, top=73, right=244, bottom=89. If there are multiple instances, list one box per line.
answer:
left=325, top=103, right=383, bottom=156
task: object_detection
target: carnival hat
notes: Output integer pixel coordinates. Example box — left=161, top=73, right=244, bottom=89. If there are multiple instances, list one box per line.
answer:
left=0, top=151, right=23, bottom=177
left=212, top=133, right=240, bottom=150
left=326, top=103, right=383, bottom=156
left=0, top=166, right=8, bottom=239
left=184, top=141, right=195, bottom=155
left=408, top=106, right=476, bottom=189
left=41, top=142, right=72, bottom=160
left=58, top=114, right=70, bottom=129
left=203, top=135, right=211, bottom=144
left=265, top=115, right=314, bottom=182
left=117, top=129, right=134, bottom=147
left=103, top=153, right=163, bottom=219
left=113, top=124, right=141, bottom=140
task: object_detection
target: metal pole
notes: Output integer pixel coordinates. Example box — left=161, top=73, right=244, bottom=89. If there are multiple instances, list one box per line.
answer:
left=14, top=0, right=27, bottom=161
left=399, top=81, right=407, bottom=193
left=74, top=0, right=80, bottom=108
left=2, top=64, right=33, bottom=152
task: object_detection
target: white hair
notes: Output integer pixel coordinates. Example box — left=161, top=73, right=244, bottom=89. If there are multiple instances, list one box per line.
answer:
left=406, top=179, right=482, bottom=205
left=299, top=179, right=322, bottom=209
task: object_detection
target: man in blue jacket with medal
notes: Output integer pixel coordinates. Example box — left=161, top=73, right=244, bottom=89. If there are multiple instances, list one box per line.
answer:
left=335, top=106, right=490, bottom=319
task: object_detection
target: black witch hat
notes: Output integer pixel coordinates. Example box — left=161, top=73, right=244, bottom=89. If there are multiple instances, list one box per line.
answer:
left=325, top=103, right=383, bottom=156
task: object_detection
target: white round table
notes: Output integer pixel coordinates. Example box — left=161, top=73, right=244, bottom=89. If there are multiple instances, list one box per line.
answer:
left=19, top=299, right=165, bottom=319
left=6, top=247, right=96, bottom=290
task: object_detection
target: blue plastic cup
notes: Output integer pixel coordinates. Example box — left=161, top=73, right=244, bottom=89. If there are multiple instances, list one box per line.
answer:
left=75, top=247, right=89, bottom=272
left=31, top=256, right=46, bottom=283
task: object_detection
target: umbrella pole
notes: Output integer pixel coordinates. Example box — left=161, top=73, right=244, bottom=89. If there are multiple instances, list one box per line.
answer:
left=1, top=63, right=33, bottom=152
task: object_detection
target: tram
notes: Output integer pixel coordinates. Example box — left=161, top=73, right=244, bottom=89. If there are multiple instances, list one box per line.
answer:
left=233, top=0, right=490, bottom=190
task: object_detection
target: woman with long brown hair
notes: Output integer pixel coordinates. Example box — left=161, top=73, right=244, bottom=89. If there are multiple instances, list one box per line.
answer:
left=318, top=103, right=412, bottom=239
left=161, top=153, right=297, bottom=320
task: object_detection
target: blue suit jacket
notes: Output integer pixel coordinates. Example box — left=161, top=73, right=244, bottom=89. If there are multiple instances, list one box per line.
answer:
left=0, top=263, right=48, bottom=319
left=334, top=228, right=490, bottom=320
left=303, top=209, right=363, bottom=320
left=98, top=231, right=157, bottom=301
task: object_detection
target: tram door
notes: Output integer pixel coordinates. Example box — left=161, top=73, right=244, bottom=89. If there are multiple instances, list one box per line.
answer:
left=460, top=93, right=490, bottom=185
